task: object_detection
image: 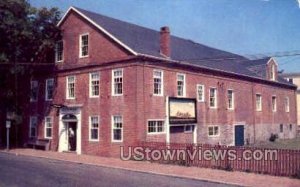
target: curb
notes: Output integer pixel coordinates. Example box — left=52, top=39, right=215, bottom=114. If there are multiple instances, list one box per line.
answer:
left=1, top=150, right=246, bottom=187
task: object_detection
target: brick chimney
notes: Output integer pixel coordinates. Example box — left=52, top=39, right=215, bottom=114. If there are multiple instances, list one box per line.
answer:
left=160, top=26, right=170, bottom=57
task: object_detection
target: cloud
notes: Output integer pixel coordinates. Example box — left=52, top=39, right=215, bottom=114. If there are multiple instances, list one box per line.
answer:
left=297, top=0, right=300, bottom=8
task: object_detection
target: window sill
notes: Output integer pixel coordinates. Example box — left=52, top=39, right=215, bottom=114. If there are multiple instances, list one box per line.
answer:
left=112, top=140, right=123, bottom=143
left=89, top=139, right=99, bottom=142
left=79, top=55, right=89, bottom=59
left=147, top=132, right=165, bottom=135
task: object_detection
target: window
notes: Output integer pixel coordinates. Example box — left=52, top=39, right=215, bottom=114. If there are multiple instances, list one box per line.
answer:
left=289, top=124, right=293, bottom=131
left=45, top=78, right=54, bottom=101
left=227, top=90, right=234, bottom=110
left=79, top=34, right=89, bottom=57
left=29, top=116, right=37, bottom=138
left=112, top=115, right=123, bottom=142
left=286, top=78, right=293, bottom=83
left=66, top=76, right=75, bottom=99
left=209, top=88, right=217, bottom=108
left=89, top=116, right=99, bottom=141
left=55, top=41, right=63, bottom=62
left=272, top=96, right=277, bottom=112
left=177, top=74, right=185, bottom=97
left=112, top=69, right=123, bottom=96
left=280, top=124, right=283, bottom=133
left=44, top=117, right=53, bottom=139
left=148, top=120, right=164, bottom=134
left=184, top=125, right=193, bottom=133
left=256, top=94, right=262, bottom=111
left=90, top=72, right=100, bottom=97
left=30, top=80, right=38, bottom=102
left=197, top=84, right=205, bottom=102
left=285, top=97, right=290, bottom=112
left=153, top=70, right=163, bottom=96
left=208, top=126, right=219, bottom=137
left=270, top=64, right=276, bottom=81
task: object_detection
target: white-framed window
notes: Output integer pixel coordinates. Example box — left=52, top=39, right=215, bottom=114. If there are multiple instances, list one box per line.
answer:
left=270, top=64, right=276, bottom=81
left=153, top=70, right=163, bottom=96
left=44, top=117, right=53, bottom=139
left=112, top=69, right=123, bottom=96
left=89, top=72, right=100, bottom=97
left=208, top=125, right=219, bottom=137
left=66, top=76, right=75, bottom=99
left=177, top=73, right=186, bottom=97
left=285, top=97, right=290, bottom=112
left=45, top=78, right=54, bottom=101
left=184, top=125, right=193, bottom=133
left=30, top=80, right=38, bottom=102
left=89, top=116, right=99, bottom=141
left=79, top=33, right=89, bottom=57
left=29, top=116, right=37, bottom=138
left=197, top=84, right=205, bottom=102
left=112, top=115, right=123, bottom=142
left=256, top=94, right=262, bottom=111
left=272, top=96, right=277, bottom=112
left=55, top=40, right=63, bottom=62
left=279, top=124, right=283, bottom=133
left=209, top=88, right=217, bottom=108
left=227, top=89, right=234, bottom=110
left=147, top=120, right=165, bottom=134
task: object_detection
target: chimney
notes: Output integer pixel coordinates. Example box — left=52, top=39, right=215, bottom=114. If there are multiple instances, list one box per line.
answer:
left=160, top=26, right=170, bottom=57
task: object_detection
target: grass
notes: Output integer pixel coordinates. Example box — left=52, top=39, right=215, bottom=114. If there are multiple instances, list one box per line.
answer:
left=248, top=137, right=300, bottom=150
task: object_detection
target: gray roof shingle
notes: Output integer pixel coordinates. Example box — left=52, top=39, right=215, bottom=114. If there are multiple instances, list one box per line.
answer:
left=72, top=7, right=294, bottom=87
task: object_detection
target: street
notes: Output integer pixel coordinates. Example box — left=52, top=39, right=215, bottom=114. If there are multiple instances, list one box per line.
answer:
left=0, top=152, right=236, bottom=187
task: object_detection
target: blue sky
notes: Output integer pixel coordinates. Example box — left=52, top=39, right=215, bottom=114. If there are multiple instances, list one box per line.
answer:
left=30, top=0, right=300, bottom=73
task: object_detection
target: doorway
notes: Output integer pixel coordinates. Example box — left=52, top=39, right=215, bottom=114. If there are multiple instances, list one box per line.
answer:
left=234, top=125, right=244, bottom=146
left=67, top=122, right=77, bottom=151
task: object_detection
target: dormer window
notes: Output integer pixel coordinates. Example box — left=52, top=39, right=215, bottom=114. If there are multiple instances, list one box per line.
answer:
left=271, top=64, right=275, bottom=81
left=79, top=33, right=89, bottom=58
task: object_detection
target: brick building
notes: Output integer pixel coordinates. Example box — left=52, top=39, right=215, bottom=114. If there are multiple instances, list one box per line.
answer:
left=24, top=7, right=297, bottom=156
left=281, top=73, right=300, bottom=127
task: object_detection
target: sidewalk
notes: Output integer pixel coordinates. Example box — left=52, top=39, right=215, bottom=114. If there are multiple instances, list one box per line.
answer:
left=1, top=148, right=300, bottom=187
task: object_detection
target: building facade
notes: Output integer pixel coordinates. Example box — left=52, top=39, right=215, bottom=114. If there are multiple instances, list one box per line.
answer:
left=282, top=73, right=300, bottom=127
left=23, top=7, right=297, bottom=157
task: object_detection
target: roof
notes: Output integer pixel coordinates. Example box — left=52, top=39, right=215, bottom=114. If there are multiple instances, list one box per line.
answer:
left=281, top=72, right=300, bottom=78
left=59, top=7, right=295, bottom=88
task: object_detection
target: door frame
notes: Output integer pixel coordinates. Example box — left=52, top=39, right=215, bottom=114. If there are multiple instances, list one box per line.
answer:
left=233, top=122, right=245, bottom=146
left=58, top=108, right=82, bottom=154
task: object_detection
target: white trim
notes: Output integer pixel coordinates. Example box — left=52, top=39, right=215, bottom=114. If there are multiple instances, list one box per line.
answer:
left=255, top=93, right=262, bottom=111
left=66, top=76, right=76, bottom=99
left=207, top=125, right=220, bottom=137
left=285, top=96, right=290, bottom=112
left=271, top=95, right=277, bottom=112
left=166, top=96, right=170, bottom=144
left=153, top=69, right=164, bottom=96
left=196, top=84, right=205, bottom=102
left=55, top=40, right=63, bottom=63
left=266, top=57, right=279, bottom=66
left=79, top=33, right=89, bottom=58
left=45, top=78, right=54, bottom=101
left=112, top=69, right=123, bottom=96
left=57, top=7, right=137, bottom=56
left=177, top=73, right=186, bottom=97
left=89, top=115, right=100, bottom=142
left=147, top=119, right=165, bottom=135
left=209, top=87, right=217, bottom=109
left=193, top=125, right=197, bottom=144
left=232, top=122, right=245, bottom=146
left=227, top=89, right=234, bottom=110
left=111, top=115, right=123, bottom=143
left=89, top=72, right=100, bottom=98
left=44, top=116, right=53, bottom=139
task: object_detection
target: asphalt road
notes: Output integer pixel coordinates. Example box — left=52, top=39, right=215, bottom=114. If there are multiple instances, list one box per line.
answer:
left=0, top=152, right=237, bottom=187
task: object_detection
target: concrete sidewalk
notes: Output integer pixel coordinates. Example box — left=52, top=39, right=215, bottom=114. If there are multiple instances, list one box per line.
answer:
left=1, top=148, right=300, bottom=187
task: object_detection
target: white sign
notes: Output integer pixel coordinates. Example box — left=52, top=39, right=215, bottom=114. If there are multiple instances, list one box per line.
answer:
left=6, top=121, right=11, bottom=128
left=169, top=98, right=197, bottom=124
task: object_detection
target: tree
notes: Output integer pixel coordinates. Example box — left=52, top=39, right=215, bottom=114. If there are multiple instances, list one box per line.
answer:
left=0, top=0, right=61, bottom=146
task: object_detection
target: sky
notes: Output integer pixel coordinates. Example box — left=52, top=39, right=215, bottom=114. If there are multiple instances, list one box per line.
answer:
left=29, top=0, right=300, bottom=73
